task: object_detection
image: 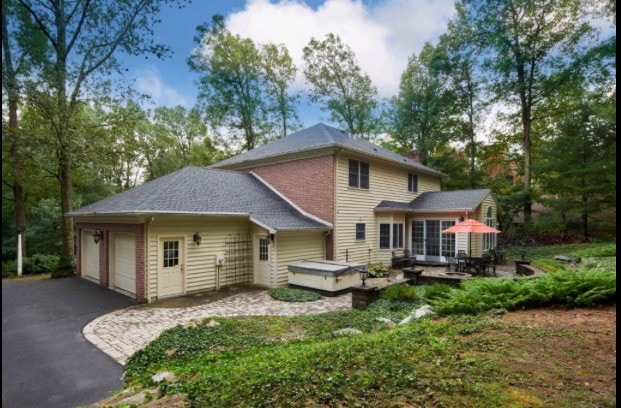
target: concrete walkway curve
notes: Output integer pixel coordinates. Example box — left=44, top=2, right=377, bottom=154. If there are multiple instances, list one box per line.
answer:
left=84, top=290, right=352, bottom=365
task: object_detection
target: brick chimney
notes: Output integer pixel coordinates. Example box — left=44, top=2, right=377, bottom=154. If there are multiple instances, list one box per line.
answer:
left=406, top=149, right=424, bottom=164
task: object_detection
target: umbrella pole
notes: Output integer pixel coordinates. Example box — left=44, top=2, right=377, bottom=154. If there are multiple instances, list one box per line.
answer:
left=469, top=233, right=471, bottom=258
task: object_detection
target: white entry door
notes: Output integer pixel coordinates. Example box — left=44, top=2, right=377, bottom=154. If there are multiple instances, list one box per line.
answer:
left=254, top=237, right=271, bottom=286
left=81, top=229, right=100, bottom=281
left=158, top=238, right=184, bottom=297
left=114, top=233, right=136, bottom=294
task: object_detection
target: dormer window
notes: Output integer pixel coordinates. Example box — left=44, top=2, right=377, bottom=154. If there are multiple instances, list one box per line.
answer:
left=349, top=159, right=369, bottom=189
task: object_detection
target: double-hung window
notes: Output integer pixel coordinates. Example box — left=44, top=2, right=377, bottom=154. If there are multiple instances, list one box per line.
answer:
left=408, top=173, right=418, bottom=192
left=392, top=223, right=404, bottom=249
left=379, top=224, right=391, bottom=249
left=355, top=223, right=366, bottom=241
left=379, top=223, right=404, bottom=249
left=349, top=159, right=369, bottom=189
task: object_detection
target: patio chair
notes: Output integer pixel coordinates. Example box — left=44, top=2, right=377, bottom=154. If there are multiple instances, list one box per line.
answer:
left=445, top=255, right=458, bottom=272
left=392, top=251, right=406, bottom=269
left=403, top=249, right=416, bottom=267
left=456, top=251, right=468, bottom=272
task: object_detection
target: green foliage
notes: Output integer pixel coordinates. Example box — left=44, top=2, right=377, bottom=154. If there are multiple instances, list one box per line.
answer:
left=1, top=254, right=60, bottom=276
left=2, top=261, right=17, bottom=278
left=366, top=262, right=389, bottom=278
left=429, top=265, right=616, bottom=315
left=124, top=305, right=418, bottom=382
left=189, top=15, right=297, bottom=150
left=268, top=288, right=322, bottom=302
left=22, top=254, right=60, bottom=274
left=502, top=243, right=601, bottom=260
left=51, top=257, right=75, bottom=279
left=302, top=33, right=379, bottom=138
left=570, top=244, right=616, bottom=258
left=420, top=283, right=454, bottom=302
left=379, top=283, right=419, bottom=301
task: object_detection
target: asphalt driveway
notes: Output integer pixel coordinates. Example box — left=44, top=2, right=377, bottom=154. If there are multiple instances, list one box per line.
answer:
left=2, top=277, right=136, bottom=408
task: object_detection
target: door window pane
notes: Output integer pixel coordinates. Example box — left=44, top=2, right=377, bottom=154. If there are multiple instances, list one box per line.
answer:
left=163, top=241, right=179, bottom=268
left=425, top=220, right=440, bottom=257
left=441, top=220, right=456, bottom=257
left=259, top=238, right=269, bottom=261
left=412, top=221, right=424, bottom=255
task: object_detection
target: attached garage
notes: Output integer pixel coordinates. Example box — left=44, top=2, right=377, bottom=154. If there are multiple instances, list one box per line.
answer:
left=81, top=229, right=100, bottom=281
left=111, top=233, right=136, bottom=294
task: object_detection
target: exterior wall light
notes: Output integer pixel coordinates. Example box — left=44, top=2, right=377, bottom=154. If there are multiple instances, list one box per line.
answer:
left=266, top=233, right=275, bottom=243
left=93, top=229, right=103, bottom=244
left=193, top=232, right=202, bottom=246
left=458, top=216, right=465, bottom=222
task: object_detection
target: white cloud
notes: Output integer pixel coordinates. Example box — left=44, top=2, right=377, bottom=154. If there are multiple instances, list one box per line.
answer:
left=225, top=0, right=455, bottom=97
left=135, top=65, right=188, bottom=107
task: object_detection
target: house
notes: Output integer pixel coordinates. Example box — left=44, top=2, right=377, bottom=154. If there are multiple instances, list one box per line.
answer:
left=68, top=123, right=497, bottom=302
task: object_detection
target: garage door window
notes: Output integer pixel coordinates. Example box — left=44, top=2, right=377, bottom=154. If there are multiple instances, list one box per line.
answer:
left=163, top=241, right=179, bottom=267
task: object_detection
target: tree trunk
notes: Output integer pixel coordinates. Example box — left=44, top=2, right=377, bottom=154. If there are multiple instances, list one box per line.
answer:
left=59, top=148, right=74, bottom=261
left=2, top=8, right=27, bottom=257
left=581, top=194, right=588, bottom=240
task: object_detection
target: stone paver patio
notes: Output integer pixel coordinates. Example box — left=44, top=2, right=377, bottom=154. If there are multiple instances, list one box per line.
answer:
left=83, top=289, right=351, bottom=365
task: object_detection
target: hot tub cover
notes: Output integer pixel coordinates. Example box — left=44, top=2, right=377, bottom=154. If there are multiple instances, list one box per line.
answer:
left=288, top=260, right=366, bottom=277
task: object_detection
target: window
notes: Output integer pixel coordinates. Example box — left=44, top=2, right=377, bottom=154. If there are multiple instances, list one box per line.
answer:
left=379, top=224, right=391, bottom=249
left=392, top=223, right=404, bottom=249
left=441, top=220, right=456, bottom=257
left=355, top=223, right=366, bottom=241
left=408, top=173, right=418, bottom=192
left=484, top=206, right=497, bottom=250
left=348, top=159, right=369, bottom=189
left=259, top=238, right=269, bottom=261
left=163, top=241, right=179, bottom=268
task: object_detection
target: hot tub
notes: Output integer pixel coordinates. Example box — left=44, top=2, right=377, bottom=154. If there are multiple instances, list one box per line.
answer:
left=287, top=260, right=364, bottom=296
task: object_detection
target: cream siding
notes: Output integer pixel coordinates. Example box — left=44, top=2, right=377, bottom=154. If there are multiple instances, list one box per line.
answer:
left=274, top=231, right=325, bottom=287
left=147, top=216, right=251, bottom=300
left=470, top=193, right=498, bottom=257
left=334, top=154, right=442, bottom=265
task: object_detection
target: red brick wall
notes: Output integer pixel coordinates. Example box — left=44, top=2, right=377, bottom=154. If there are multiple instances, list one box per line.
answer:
left=76, top=223, right=146, bottom=302
left=243, top=155, right=335, bottom=259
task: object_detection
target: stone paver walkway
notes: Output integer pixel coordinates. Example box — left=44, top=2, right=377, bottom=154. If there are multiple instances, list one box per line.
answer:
left=83, top=290, right=351, bottom=365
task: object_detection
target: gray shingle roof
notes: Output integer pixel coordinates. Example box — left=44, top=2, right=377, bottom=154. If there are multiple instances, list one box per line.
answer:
left=67, top=166, right=329, bottom=231
left=212, top=123, right=444, bottom=177
left=410, top=189, right=491, bottom=211
left=375, top=189, right=492, bottom=212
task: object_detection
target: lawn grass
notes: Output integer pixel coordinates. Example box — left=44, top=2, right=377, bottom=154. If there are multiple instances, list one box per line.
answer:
left=502, top=242, right=604, bottom=260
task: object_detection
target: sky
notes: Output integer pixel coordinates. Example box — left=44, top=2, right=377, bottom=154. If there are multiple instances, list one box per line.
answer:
left=122, top=0, right=456, bottom=128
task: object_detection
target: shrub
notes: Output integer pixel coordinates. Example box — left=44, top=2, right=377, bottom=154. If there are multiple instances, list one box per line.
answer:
left=2, top=261, right=17, bottom=278
left=51, top=257, right=75, bottom=279
left=269, top=288, right=322, bottom=302
left=570, top=244, right=616, bottom=258
left=23, top=254, right=60, bottom=274
left=380, top=283, right=418, bottom=301
left=429, top=267, right=616, bottom=315
left=420, top=283, right=454, bottom=302
left=367, top=262, right=389, bottom=278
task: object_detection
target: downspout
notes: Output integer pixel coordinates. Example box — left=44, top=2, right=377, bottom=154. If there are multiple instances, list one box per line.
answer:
left=145, top=217, right=154, bottom=303
left=323, top=230, right=331, bottom=260
left=333, top=148, right=342, bottom=261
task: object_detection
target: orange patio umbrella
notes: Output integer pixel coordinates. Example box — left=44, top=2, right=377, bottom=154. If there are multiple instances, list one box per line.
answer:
left=442, top=218, right=501, bottom=257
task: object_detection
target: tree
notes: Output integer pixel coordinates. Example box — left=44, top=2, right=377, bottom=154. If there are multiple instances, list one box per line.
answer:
left=388, top=43, right=455, bottom=164
left=189, top=15, right=269, bottom=151
left=537, top=90, right=616, bottom=239
left=454, top=0, right=597, bottom=221
left=18, top=0, right=184, bottom=260
left=302, top=33, right=379, bottom=138
left=260, top=43, right=301, bottom=138
left=2, top=0, right=48, bottom=256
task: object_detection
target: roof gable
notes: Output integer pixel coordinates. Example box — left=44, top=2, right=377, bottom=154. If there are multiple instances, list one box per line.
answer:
left=212, top=123, right=444, bottom=177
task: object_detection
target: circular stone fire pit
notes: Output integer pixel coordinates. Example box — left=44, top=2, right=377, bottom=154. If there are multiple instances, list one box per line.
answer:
left=441, top=272, right=469, bottom=277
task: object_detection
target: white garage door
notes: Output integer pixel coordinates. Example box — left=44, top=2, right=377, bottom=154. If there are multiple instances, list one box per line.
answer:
left=114, top=233, right=136, bottom=294
left=81, top=229, right=99, bottom=281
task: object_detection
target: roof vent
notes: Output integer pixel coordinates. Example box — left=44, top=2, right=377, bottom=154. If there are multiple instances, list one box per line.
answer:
left=373, top=147, right=378, bottom=151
